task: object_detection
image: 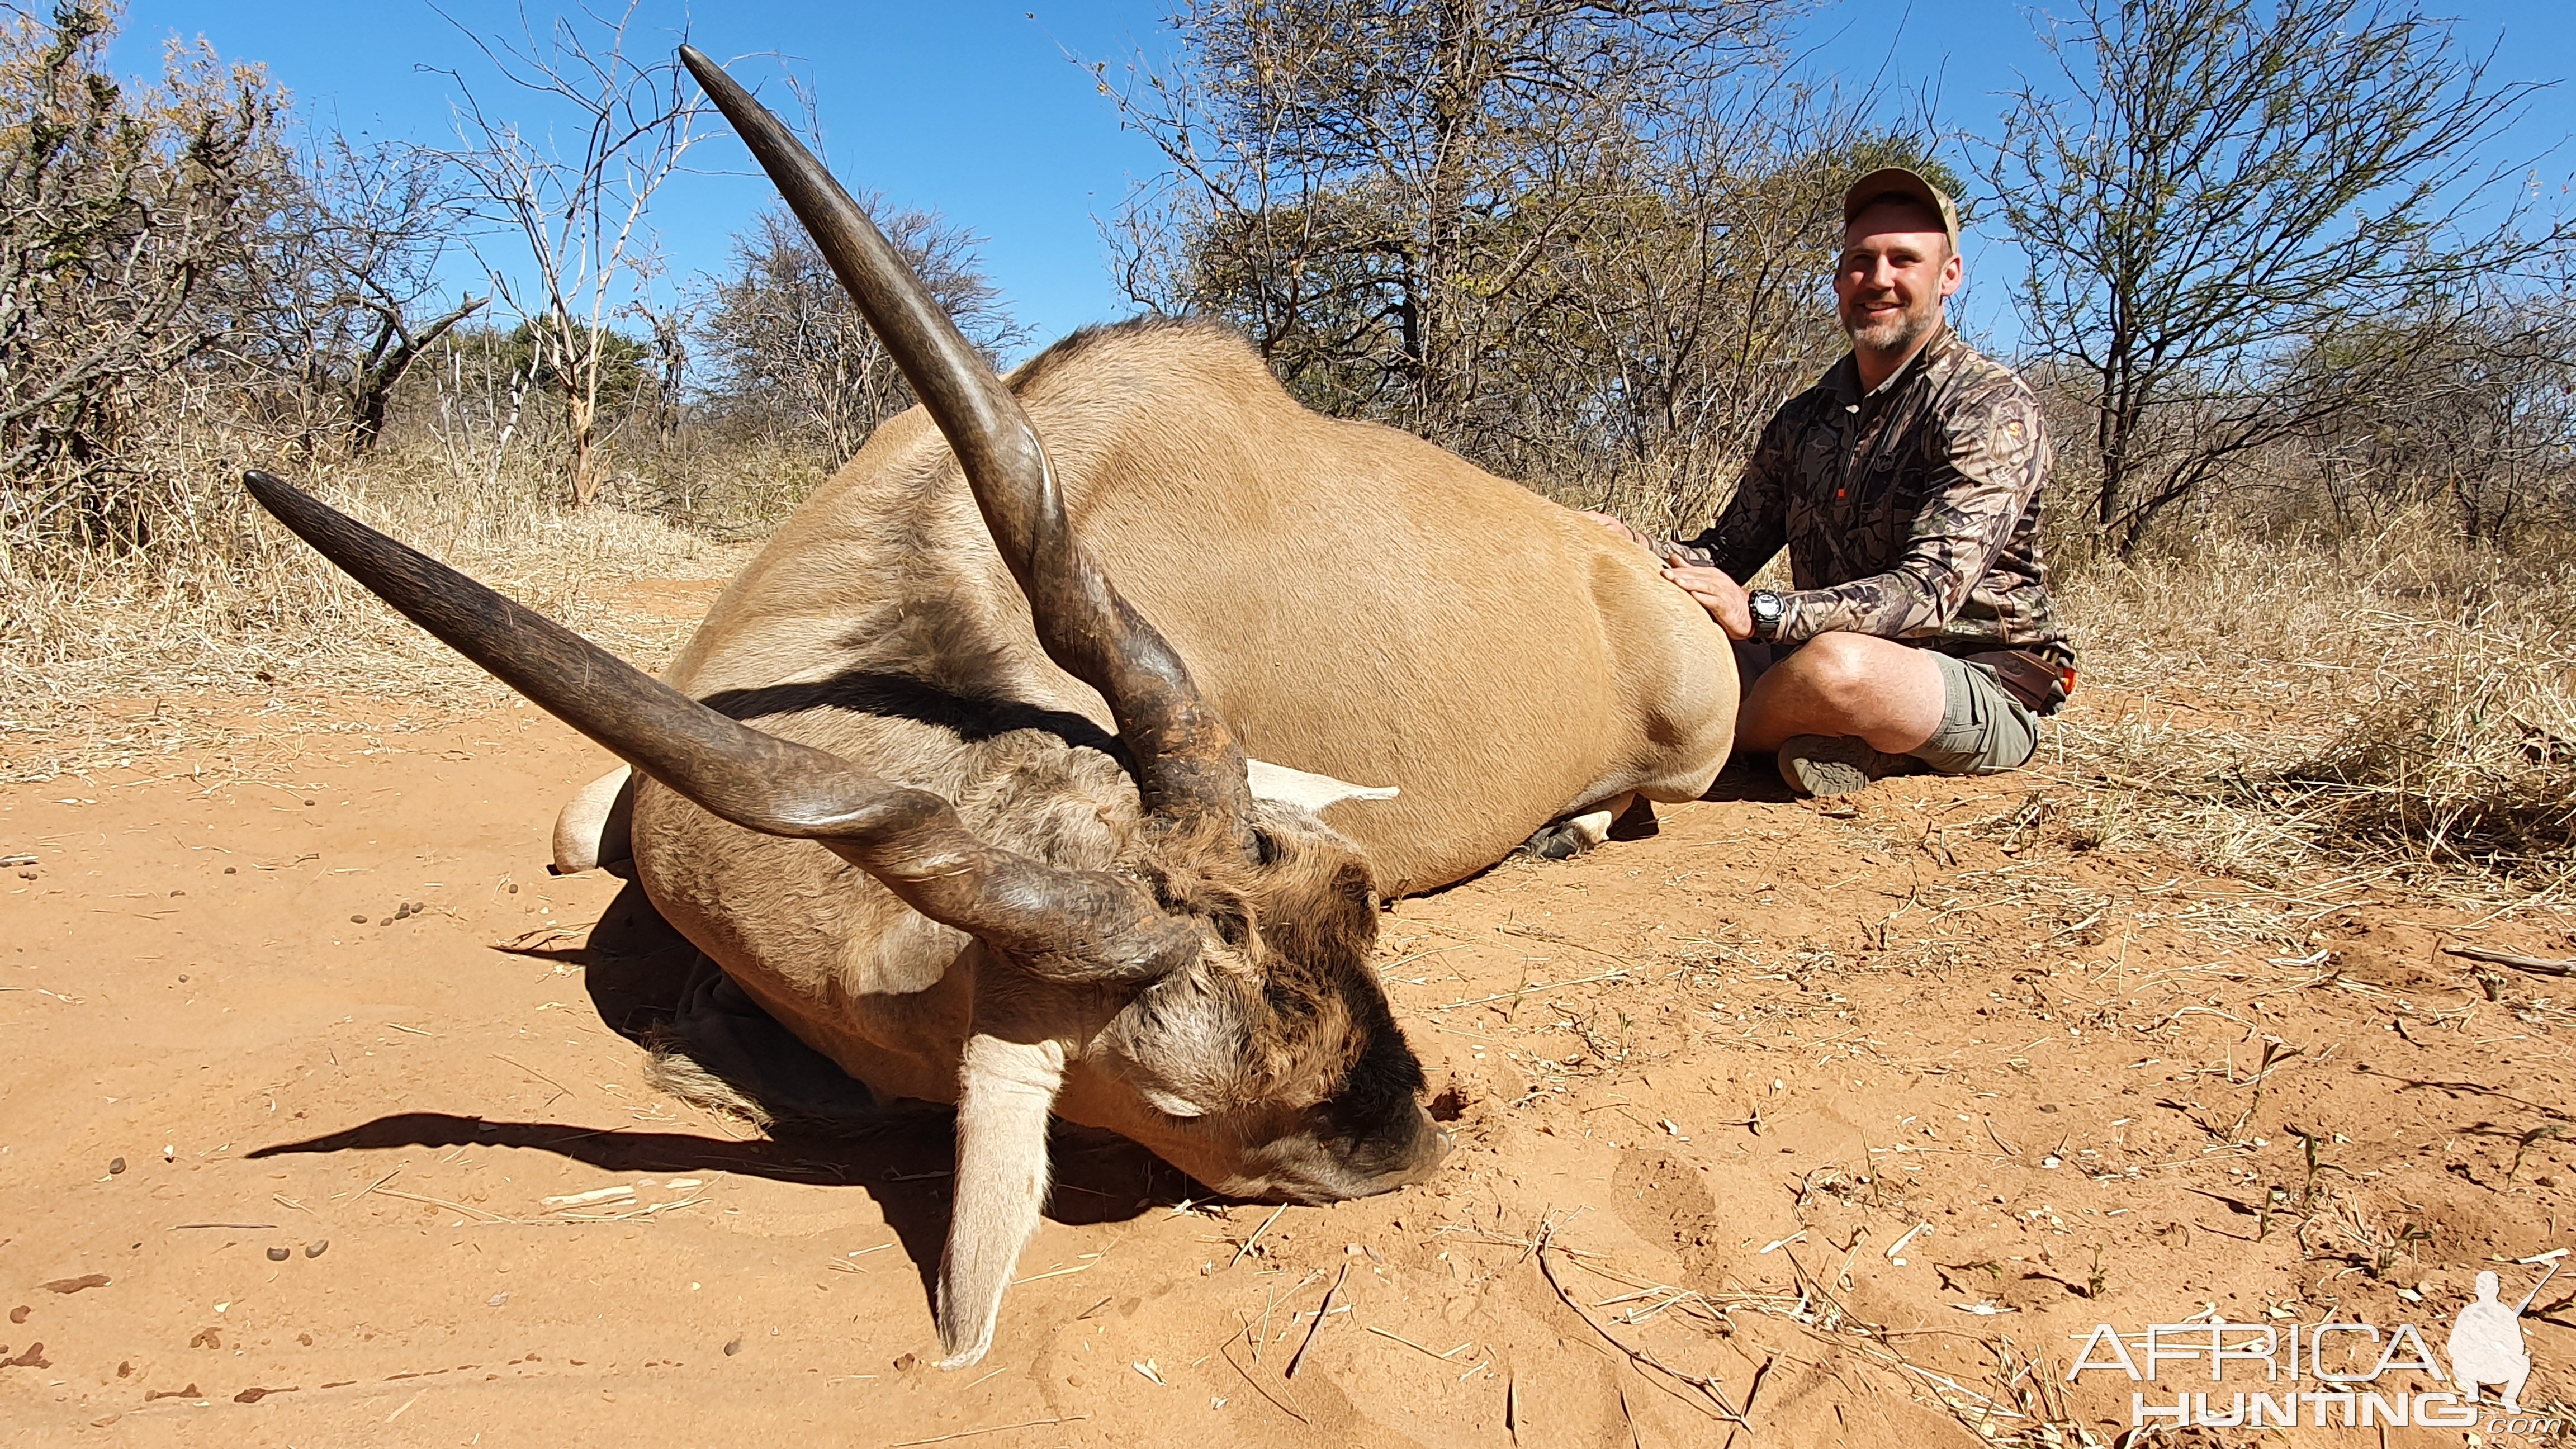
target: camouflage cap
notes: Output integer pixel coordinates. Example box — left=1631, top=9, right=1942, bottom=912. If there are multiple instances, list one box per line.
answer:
left=1843, top=167, right=1959, bottom=250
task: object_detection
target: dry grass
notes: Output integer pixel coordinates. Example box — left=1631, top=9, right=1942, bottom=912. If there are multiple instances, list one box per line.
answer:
left=11, top=430, right=2573, bottom=907
left=0, top=437, right=779, bottom=784
left=2050, top=511, right=2576, bottom=896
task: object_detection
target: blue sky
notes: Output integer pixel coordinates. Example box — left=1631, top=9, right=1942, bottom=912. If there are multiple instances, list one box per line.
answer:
left=114, top=1, right=2575, bottom=361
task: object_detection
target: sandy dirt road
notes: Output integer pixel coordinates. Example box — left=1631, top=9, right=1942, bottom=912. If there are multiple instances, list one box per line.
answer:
left=4, top=675, right=2572, bottom=1447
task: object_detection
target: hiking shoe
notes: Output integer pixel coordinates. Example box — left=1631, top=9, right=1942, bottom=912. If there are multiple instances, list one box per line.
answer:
left=1777, top=735, right=1915, bottom=798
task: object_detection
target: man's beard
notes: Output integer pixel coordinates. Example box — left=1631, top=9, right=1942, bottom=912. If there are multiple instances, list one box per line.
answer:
left=1841, top=296, right=1940, bottom=355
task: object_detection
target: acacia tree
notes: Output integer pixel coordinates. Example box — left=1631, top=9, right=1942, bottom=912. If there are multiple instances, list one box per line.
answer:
left=697, top=201, right=1021, bottom=465
left=1981, top=0, right=2562, bottom=556
left=1103, top=0, right=1792, bottom=452
left=433, top=4, right=702, bottom=505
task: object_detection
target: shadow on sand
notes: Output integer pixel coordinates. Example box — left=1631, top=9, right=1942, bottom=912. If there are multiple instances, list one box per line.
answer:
left=248, top=877, right=1182, bottom=1306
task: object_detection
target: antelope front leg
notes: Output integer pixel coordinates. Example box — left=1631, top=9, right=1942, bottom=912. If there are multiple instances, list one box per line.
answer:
left=935, top=1031, right=1066, bottom=1368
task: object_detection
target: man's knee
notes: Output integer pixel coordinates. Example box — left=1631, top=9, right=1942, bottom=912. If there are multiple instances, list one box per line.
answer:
left=1777, top=631, right=1882, bottom=707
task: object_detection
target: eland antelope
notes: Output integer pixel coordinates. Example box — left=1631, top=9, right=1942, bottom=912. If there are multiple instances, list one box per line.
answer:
left=244, top=45, right=1736, bottom=1368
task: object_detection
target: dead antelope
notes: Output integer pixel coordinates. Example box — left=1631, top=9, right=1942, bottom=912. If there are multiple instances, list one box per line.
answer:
left=245, top=45, right=1735, bottom=1368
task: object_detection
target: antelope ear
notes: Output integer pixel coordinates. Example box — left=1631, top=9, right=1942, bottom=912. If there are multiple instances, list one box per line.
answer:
left=934, top=1035, right=1065, bottom=1370
left=1135, top=1084, right=1208, bottom=1119
left=1246, top=757, right=1399, bottom=813
left=1098, top=963, right=1249, bottom=1121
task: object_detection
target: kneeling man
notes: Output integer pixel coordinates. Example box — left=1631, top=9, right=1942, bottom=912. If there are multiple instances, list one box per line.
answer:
left=1593, top=168, right=2076, bottom=797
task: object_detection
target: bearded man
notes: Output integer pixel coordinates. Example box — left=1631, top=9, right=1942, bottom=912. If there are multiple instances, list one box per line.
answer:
left=1589, top=168, right=2076, bottom=797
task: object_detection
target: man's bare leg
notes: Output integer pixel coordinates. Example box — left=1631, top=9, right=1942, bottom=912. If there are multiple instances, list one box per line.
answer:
left=1737, top=631, right=1946, bottom=754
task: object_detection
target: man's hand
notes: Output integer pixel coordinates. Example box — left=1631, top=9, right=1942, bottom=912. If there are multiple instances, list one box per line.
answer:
left=1582, top=508, right=1755, bottom=637
left=1578, top=509, right=1652, bottom=550
left=1661, top=564, right=1754, bottom=640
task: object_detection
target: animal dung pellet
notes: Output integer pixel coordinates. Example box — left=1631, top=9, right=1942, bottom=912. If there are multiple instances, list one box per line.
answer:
left=304, top=1240, right=328, bottom=1259
left=348, top=915, right=367, bottom=925
left=107, top=1157, right=125, bottom=1175
left=265, top=1247, right=290, bottom=1262
left=723, top=1337, right=743, bottom=1356
left=393, top=902, right=413, bottom=920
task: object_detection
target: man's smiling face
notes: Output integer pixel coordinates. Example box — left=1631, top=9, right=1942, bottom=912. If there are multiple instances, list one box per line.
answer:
left=1834, top=200, right=1963, bottom=358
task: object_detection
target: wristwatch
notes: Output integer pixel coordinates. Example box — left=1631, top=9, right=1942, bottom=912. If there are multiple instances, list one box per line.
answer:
left=1746, top=589, right=1786, bottom=641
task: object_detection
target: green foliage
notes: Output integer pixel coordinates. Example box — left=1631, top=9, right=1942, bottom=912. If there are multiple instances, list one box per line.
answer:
left=507, top=317, right=652, bottom=413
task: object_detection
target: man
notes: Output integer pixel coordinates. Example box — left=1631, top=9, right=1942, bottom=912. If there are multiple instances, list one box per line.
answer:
left=2448, top=1268, right=2538, bottom=1413
left=1589, top=167, right=2076, bottom=797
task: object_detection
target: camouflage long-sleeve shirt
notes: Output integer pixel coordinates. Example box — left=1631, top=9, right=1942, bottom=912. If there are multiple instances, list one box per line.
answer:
left=1669, top=326, right=2075, bottom=700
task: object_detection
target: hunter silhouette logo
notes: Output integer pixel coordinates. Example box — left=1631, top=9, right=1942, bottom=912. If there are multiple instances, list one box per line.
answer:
left=2067, top=1251, right=2566, bottom=1432
left=2451, top=1261, right=2557, bottom=1413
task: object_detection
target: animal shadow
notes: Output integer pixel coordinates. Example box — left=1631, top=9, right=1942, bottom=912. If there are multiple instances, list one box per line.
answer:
left=1702, top=751, right=1797, bottom=803
left=253, top=879, right=1182, bottom=1305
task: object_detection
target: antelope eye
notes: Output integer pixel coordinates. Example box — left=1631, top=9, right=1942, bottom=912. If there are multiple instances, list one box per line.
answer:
left=1211, top=907, right=1252, bottom=949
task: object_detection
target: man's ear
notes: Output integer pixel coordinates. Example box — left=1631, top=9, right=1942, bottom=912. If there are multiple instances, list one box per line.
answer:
left=1247, top=757, right=1399, bottom=813
left=934, top=1034, right=1064, bottom=1369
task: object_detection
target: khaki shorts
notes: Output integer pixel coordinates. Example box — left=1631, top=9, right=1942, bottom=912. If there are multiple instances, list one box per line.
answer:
left=1914, top=652, right=2042, bottom=775
left=1733, top=640, right=2047, bottom=776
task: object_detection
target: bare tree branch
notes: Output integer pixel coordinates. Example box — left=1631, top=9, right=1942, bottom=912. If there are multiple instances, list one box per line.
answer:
left=428, top=0, right=704, bottom=506
left=1980, top=0, right=2570, bottom=556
